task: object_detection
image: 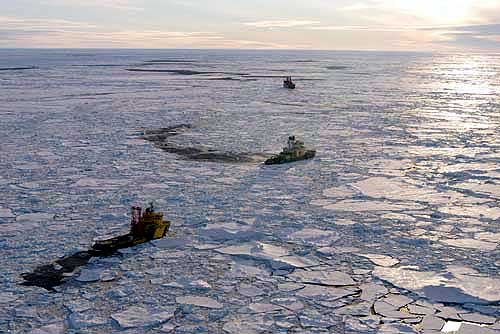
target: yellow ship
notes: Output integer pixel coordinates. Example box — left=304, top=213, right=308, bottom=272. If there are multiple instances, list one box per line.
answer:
left=92, top=203, right=170, bottom=252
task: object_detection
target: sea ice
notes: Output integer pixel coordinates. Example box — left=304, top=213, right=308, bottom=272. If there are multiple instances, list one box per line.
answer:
left=16, top=212, right=53, bottom=223
left=176, top=295, right=223, bottom=309
left=322, top=186, right=357, bottom=198
left=222, top=315, right=273, bottom=334
left=357, top=253, right=400, bottom=267
left=68, top=311, right=108, bottom=329
left=29, top=323, right=64, bottom=334
left=0, top=208, right=15, bottom=218
left=441, top=321, right=462, bottom=333
left=320, top=200, right=424, bottom=211
left=287, top=228, right=340, bottom=246
left=373, top=266, right=500, bottom=303
left=421, top=315, right=445, bottom=331
left=359, top=282, right=389, bottom=301
left=295, top=285, right=355, bottom=300
left=440, top=238, right=497, bottom=251
left=439, top=205, right=500, bottom=220
left=287, top=269, right=355, bottom=286
left=75, top=269, right=102, bottom=282
left=111, top=305, right=175, bottom=328
left=459, top=312, right=497, bottom=325
left=247, top=302, right=283, bottom=313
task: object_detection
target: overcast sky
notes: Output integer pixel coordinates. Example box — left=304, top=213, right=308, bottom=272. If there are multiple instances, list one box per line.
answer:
left=1, top=0, right=500, bottom=50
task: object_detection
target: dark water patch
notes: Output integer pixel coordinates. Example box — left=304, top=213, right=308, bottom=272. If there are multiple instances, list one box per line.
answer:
left=263, top=100, right=307, bottom=107
left=157, top=145, right=264, bottom=163
left=21, top=250, right=102, bottom=290
left=67, top=92, right=115, bottom=97
left=202, top=77, right=257, bottom=82
left=242, top=74, right=289, bottom=78
left=204, top=77, right=241, bottom=81
left=126, top=69, right=248, bottom=76
left=326, top=65, right=350, bottom=70
left=298, top=78, right=326, bottom=81
left=71, top=64, right=128, bottom=67
left=67, top=53, right=96, bottom=57
left=34, top=92, right=117, bottom=101
left=272, top=59, right=318, bottom=63
left=127, top=68, right=206, bottom=75
left=0, top=66, right=37, bottom=71
left=140, top=124, right=192, bottom=141
left=141, top=125, right=269, bottom=163
left=350, top=72, right=372, bottom=76
left=145, top=59, right=199, bottom=63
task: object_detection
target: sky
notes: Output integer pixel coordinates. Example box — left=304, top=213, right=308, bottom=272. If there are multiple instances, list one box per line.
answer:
left=1, top=0, right=500, bottom=50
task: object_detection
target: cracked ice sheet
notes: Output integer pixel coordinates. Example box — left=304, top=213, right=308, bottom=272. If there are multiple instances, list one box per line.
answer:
left=454, top=182, right=500, bottom=199
left=352, top=177, right=488, bottom=205
left=0, top=208, right=15, bottom=218
left=287, top=228, right=340, bottom=246
left=111, top=305, right=175, bottom=328
left=317, top=199, right=425, bottom=211
left=73, top=177, right=129, bottom=187
left=215, top=242, right=319, bottom=269
left=438, top=205, right=500, bottom=220
left=439, top=162, right=498, bottom=174
left=440, top=238, right=497, bottom=251
left=357, top=253, right=400, bottom=267
left=373, top=265, right=500, bottom=303
left=287, top=269, right=355, bottom=286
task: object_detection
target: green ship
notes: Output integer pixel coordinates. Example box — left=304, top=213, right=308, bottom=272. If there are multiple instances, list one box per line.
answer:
left=265, top=136, right=316, bottom=165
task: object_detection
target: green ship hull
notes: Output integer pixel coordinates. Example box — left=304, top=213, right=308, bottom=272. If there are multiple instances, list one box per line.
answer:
left=264, top=150, right=316, bottom=165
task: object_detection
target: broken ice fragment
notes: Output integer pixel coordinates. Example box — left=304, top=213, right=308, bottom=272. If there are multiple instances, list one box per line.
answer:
left=357, top=253, right=400, bottom=267
left=248, top=303, right=283, bottom=313
left=359, top=282, right=388, bottom=301
left=288, top=269, right=355, bottom=286
left=440, top=238, right=497, bottom=251
left=458, top=312, right=496, bottom=325
left=29, top=323, right=64, bottom=334
left=75, top=269, right=102, bottom=282
left=0, top=208, right=15, bottom=218
left=441, top=321, right=462, bottom=333
left=296, top=285, right=355, bottom=301
left=420, top=315, right=445, bottom=331
left=176, top=296, right=223, bottom=309
left=111, top=306, right=175, bottom=328
left=287, top=228, right=340, bottom=246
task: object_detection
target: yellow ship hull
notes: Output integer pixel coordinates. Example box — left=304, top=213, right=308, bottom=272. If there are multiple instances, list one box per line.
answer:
left=92, top=220, right=170, bottom=252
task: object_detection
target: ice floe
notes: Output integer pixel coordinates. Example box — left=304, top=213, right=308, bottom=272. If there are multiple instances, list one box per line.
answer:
left=176, top=296, right=223, bottom=309
left=373, top=265, right=500, bottom=303
left=287, top=269, right=355, bottom=286
left=440, top=238, right=497, bottom=251
left=357, top=253, right=400, bottom=267
left=111, top=305, right=176, bottom=328
left=287, top=228, right=340, bottom=246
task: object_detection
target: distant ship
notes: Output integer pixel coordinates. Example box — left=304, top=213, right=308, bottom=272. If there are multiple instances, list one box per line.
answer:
left=283, top=76, right=296, bottom=89
left=265, top=136, right=315, bottom=165
left=92, top=203, right=170, bottom=252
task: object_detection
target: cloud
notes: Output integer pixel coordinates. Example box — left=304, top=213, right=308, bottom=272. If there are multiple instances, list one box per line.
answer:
left=243, top=20, right=320, bottom=28
left=0, top=16, right=97, bottom=31
left=42, top=0, right=144, bottom=11
left=0, top=16, right=294, bottom=49
left=428, top=24, right=500, bottom=50
left=309, top=25, right=413, bottom=32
